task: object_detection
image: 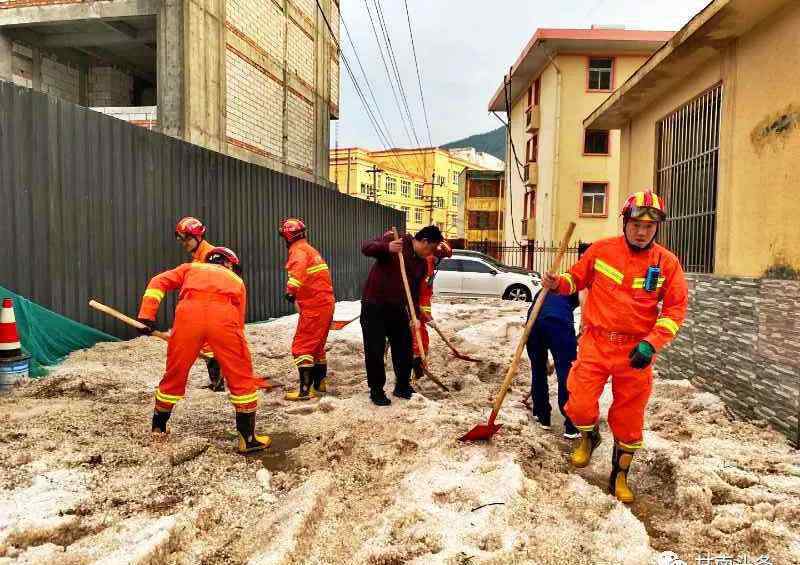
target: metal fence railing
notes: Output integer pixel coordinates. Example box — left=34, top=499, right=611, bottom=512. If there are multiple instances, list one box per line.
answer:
left=0, top=81, right=404, bottom=337
left=464, top=241, right=582, bottom=274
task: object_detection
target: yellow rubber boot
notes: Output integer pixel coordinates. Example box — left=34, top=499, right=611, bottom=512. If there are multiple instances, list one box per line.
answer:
left=285, top=367, right=317, bottom=401
left=570, top=427, right=601, bottom=468
left=609, top=442, right=636, bottom=503
left=235, top=412, right=272, bottom=454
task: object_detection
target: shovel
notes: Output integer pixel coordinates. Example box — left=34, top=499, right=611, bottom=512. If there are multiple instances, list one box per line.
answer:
left=428, top=320, right=482, bottom=363
left=391, top=228, right=449, bottom=392
left=330, top=315, right=360, bottom=331
left=459, top=222, right=576, bottom=442
left=89, top=299, right=278, bottom=391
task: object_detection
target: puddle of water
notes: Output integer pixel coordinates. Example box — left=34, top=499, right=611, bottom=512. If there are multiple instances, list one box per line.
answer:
left=250, top=431, right=303, bottom=472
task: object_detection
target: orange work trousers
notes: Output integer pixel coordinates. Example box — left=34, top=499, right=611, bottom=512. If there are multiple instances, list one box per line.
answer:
left=411, top=322, right=430, bottom=357
left=292, top=302, right=334, bottom=368
left=564, top=329, right=654, bottom=449
left=155, top=297, right=259, bottom=413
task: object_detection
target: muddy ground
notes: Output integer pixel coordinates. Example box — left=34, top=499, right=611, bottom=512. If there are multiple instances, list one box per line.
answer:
left=1, top=298, right=799, bottom=564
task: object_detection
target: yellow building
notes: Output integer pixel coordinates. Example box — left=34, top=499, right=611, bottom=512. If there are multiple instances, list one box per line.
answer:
left=464, top=170, right=505, bottom=245
left=331, top=147, right=488, bottom=237
left=487, top=27, right=672, bottom=245
left=585, top=0, right=799, bottom=277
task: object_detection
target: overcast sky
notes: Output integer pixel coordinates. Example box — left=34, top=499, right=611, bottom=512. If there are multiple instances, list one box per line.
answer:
left=334, top=0, right=710, bottom=150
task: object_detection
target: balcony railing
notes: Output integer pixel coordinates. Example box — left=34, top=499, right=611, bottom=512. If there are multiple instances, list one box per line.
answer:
left=525, top=105, right=541, bottom=133
left=525, top=163, right=538, bottom=186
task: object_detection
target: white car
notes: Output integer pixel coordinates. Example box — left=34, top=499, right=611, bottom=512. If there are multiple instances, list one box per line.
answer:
left=432, top=256, right=540, bottom=301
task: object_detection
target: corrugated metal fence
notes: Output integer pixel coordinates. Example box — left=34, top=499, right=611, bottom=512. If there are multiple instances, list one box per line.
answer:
left=0, top=81, right=403, bottom=337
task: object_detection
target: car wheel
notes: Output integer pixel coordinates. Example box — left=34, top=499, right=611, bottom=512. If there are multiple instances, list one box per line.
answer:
left=504, top=284, right=531, bottom=302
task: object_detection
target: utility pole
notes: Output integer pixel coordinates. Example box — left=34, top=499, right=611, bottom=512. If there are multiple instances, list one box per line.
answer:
left=366, top=166, right=383, bottom=202
left=425, top=172, right=444, bottom=225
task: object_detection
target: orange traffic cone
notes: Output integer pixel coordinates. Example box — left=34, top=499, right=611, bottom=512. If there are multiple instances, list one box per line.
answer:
left=0, top=298, right=21, bottom=358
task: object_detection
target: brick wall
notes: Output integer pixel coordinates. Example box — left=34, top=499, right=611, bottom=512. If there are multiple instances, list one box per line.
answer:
left=225, top=48, right=283, bottom=158
left=91, top=106, right=158, bottom=130
left=289, top=0, right=314, bottom=22
left=41, top=56, right=80, bottom=104
left=88, top=66, right=133, bottom=107
left=227, top=0, right=285, bottom=64
left=286, top=19, right=314, bottom=87
left=658, top=275, right=800, bottom=446
left=286, top=89, right=314, bottom=170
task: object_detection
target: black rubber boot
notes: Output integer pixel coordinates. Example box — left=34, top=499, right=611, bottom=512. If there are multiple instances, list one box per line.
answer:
left=312, top=363, right=328, bottom=394
left=235, top=411, right=271, bottom=454
left=152, top=410, right=172, bottom=434
left=609, top=442, right=636, bottom=503
left=285, top=366, right=316, bottom=401
left=206, top=358, right=225, bottom=392
left=370, top=389, right=391, bottom=406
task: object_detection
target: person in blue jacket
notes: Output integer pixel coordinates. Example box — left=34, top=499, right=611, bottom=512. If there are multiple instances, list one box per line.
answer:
left=524, top=243, right=591, bottom=438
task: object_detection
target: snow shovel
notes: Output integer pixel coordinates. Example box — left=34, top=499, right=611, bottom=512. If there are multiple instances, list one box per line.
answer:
left=391, top=228, right=449, bottom=393
left=330, top=315, right=360, bottom=331
left=428, top=320, right=482, bottom=363
left=459, top=222, right=576, bottom=442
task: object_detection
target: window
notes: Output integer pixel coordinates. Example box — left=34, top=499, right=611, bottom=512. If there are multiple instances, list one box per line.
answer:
left=461, top=260, right=495, bottom=274
left=656, top=84, right=722, bottom=273
left=526, top=134, right=538, bottom=163
left=360, top=182, right=371, bottom=194
left=400, top=179, right=410, bottom=197
left=438, top=258, right=461, bottom=272
left=524, top=190, right=535, bottom=219
left=451, top=193, right=458, bottom=207
left=436, top=175, right=445, bottom=186
left=401, top=206, right=410, bottom=217
left=469, top=180, right=500, bottom=198
left=468, top=211, right=499, bottom=229
left=526, top=78, right=540, bottom=108
left=435, top=197, right=445, bottom=208
left=584, top=130, right=610, bottom=155
left=581, top=182, right=608, bottom=216
left=385, top=176, right=397, bottom=195
left=452, top=170, right=459, bottom=184
left=414, top=208, right=423, bottom=223
left=415, top=184, right=424, bottom=199
left=588, top=58, right=613, bottom=91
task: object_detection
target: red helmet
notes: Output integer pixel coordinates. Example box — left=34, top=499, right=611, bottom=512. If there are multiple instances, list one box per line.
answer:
left=175, top=217, right=206, bottom=239
left=205, top=246, right=240, bottom=267
left=278, top=218, right=307, bottom=243
left=621, top=190, right=666, bottom=222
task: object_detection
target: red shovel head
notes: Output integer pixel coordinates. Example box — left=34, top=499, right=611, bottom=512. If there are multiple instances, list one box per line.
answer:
left=459, top=422, right=502, bottom=442
left=459, top=411, right=502, bottom=442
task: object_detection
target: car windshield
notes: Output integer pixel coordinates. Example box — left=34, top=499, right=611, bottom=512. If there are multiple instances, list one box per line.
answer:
left=456, top=252, right=510, bottom=271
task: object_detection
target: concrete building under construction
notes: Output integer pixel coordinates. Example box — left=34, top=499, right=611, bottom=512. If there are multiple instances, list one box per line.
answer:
left=0, top=0, right=340, bottom=184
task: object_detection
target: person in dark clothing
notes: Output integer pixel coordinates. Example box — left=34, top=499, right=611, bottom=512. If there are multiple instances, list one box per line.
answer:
left=360, top=226, right=444, bottom=406
left=525, top=242, right=591, bottom=438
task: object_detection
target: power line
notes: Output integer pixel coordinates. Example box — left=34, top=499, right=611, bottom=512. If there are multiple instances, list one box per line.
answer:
left=373, top=0, right=423, bottom=149
left=315, top=0, right=411, bottom=178
left=403, top=0, right=433, bottom=147
left=362, top=0, right=417, bottom=149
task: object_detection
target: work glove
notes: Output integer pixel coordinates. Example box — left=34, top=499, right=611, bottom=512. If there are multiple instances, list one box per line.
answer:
left=137, top=318, right=158, bottom=335
left=629, top=341, right=655, bottom=369
left=284, top=293, right=296, bottom=304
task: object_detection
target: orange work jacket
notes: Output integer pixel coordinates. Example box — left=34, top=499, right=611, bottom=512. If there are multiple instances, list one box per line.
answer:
left=138, top=262, right=247, bottom=325
left=285, top=240, right=335, bottom=309
left=556, top=236, right=688, bottom=351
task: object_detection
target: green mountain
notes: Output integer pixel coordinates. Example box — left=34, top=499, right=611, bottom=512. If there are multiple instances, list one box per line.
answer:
left=441, top=126, right=506, bottom=161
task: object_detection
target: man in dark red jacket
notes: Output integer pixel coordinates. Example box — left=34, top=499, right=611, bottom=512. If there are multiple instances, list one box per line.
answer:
left=361, top=225, right=444, bottom=406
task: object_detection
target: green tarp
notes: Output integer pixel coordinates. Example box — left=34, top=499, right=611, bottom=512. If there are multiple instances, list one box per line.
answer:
left=1, top=286, right=119, bottom=377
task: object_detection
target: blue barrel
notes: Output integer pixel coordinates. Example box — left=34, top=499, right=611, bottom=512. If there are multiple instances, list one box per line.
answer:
left=0, top=353, right=30, bottom=393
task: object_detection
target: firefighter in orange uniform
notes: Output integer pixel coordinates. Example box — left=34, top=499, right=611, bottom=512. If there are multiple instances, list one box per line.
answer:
left=542, top=190, right=688, bottom=503
left=412, top=240, right=453, bottom=378
left=137, top=247, right=271, bottom=454
left=279, top=219, right=336, bottom=401
left=174, top=217, right=225, bottom=392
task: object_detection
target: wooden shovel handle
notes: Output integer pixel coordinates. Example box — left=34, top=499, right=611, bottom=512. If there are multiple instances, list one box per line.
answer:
left=491, top=222, right=576, bottom=415
left=89, top=299, right=170, bottom=341
left=428, top=320, right=463, bottom=357
left=391, top=227, right=428, bottom=364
